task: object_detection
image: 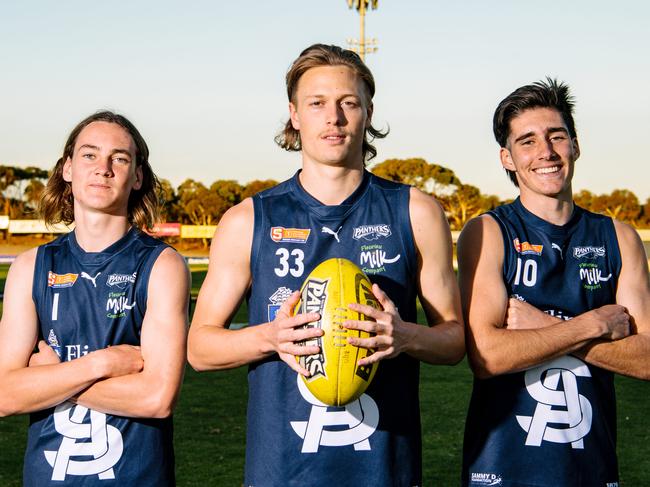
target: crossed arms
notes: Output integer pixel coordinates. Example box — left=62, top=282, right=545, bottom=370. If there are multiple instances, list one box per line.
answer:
left=0, top=247, right=189, bottom=418
left=458, top=215, right=650, bottom=380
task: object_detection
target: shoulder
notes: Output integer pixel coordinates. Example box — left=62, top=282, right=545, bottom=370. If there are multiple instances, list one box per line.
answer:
left=612, top=220, right=646, bottom=259
left=9, top=247, right=38, bottom=276
left=215, top=197, right=254, bottom=238
left=408, top=187, right=445, bottom=225
left=458, top=214, right=504, bottom=255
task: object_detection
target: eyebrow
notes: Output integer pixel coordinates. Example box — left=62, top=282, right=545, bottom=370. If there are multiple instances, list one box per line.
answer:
left=513, top=127, right=568, bottom=143
left=78, top=144, right=132, bottom=156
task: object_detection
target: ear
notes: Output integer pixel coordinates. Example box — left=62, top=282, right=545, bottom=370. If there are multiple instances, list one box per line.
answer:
left=289, top=102, right=300, bottom=130
left=133, top=165, right=143, bottom=191
left=500, top=147, right=516, bottom=171
left=572, top=137, right=580, bottom=161
left=365, top=102, right=374, bottom=129
left=62, top=158, right=72, bottom=183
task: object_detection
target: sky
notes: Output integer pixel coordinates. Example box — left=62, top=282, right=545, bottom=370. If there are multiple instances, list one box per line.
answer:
left=1, top=0, right=648, bottom=201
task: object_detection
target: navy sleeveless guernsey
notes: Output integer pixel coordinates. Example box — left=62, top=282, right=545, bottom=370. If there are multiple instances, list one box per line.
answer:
left=26, top=228, right=175, bottom=486
left=246, top=170, right=420, bottom=487
left=462, top=198, right=622, bottom=487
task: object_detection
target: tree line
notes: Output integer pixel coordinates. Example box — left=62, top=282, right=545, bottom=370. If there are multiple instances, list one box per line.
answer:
left=1, top=160, right=649, bottom=230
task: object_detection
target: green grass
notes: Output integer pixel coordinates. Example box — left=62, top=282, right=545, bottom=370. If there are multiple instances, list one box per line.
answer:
left=0, top=265, right=649, bottom=485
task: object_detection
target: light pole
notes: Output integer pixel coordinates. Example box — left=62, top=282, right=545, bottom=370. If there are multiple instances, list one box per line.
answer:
left=346, top=0, right=378, bottom=61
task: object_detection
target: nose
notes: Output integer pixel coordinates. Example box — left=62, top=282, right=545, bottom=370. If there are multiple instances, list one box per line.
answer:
left=326, top=103, right=345, bottom=126
left=539, top=138, right=558, bottom=160
left=94, top=157, right=113, bottom=177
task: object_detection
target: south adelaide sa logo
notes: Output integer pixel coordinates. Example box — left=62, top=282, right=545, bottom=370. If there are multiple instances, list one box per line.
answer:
left=290, top=376, right=379, bottom=453
left=48, top=271, right=78, bottom=288
left=516, top=355, right=592, bottom=449
left=297, top=279, right=328, bottom=379
left=44, top=402, right=123, bottom=481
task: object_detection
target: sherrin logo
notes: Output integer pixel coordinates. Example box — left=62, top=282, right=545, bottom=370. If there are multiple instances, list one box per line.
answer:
left=513, top=238, right=543, bottom=256
left=573, top=246, right=606, bottom=259
left=352, top=224, right=391, bottom=241
left=270, top=226, right=311, bottom=243
left=47, top=271, right=78, bottom=288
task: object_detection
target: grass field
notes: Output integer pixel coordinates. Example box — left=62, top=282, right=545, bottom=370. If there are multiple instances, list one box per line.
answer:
left=0, top=266, right=648, bottom=485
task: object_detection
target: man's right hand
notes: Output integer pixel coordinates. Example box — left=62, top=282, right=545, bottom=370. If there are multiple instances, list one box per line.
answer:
left=265, top=291, right=323, bottom=376
left=97, top=344, right=144, bottom=378
left=587, top=304, right=631, bottom=340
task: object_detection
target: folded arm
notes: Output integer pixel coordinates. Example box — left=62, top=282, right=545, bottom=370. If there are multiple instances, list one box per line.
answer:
left=73, top=248, right=190, bottom=418
left=0, top=250, right=142, bottom=417
left=458, top=215, right=629, bottom=379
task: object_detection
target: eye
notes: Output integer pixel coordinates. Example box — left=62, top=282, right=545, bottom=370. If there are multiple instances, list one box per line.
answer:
left=550, top=135, right=567, bottom=142
left=342, top=100, right=359, bottom=108
left=82, top=153, right=95, bottom=160
left=113, top=156, right=130, bottom=164
left=310, top=100, right=323, bottom=107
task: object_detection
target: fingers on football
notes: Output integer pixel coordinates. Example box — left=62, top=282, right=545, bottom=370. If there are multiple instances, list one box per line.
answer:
left=279, top=353, right=312, bottom=377
left=371, top=283, right=396, bottom=313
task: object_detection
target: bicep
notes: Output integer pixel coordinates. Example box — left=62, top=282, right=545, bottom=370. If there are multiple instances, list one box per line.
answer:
left=457, top=217, right=509, bottom=339
left=191, top=201, right=254, bottom=328
left=615, top=222, right=650, bottom=334
left=140, top=249, right=189, bottom=377
left=410, top=189, right=461, bottom=325
left=0, top=250, right=39, bottom=371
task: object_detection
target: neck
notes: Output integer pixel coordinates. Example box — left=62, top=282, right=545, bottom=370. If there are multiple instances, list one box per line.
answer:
left=519, top=189, right=574, bottom=226
left=72, top=209, right=133, bottom=252
left=298, top=161, right=365, bottom=205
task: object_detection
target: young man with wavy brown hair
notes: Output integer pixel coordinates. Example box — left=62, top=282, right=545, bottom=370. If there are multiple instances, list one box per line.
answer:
left=0, top=111, right=189, bottom=486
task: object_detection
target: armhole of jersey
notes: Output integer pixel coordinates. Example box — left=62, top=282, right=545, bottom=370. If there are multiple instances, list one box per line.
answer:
left=32, top=245, right=46, bottom=309
left=136, top=243, right=170, bottom=312
left=606, top=217, right=623, bottom=291
left=401, top=187, right=417, bottom=277
left=485, top=211, right=515, bottom=283
left=250, top=195, right=264, bottom=279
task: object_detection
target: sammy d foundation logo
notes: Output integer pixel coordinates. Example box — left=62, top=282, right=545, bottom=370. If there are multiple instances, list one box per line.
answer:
left=516, top=355, right=592, bottom=449
left=470, top=472, right=503, bottom=486
left=44, top=402, right=123, bottom=481
left=290, top=375, right=379, bottom=453
left=352, top=224, right=392, bottom=241
left=267, top=286, right=293, bottom=321
left=106, top=272, right=137, bottom=289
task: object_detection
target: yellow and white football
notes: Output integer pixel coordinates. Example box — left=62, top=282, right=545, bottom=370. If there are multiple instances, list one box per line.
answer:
left=294, top=257, right=380, bottom=406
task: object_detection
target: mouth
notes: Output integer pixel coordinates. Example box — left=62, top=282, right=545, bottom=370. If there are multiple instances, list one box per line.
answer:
left=533, top=165, right=562, bottom=175
left=321, top=133, right=346, bottom=143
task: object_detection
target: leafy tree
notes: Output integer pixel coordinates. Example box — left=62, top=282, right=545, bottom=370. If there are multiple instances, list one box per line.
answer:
left=371, top=158, right=460, bottom=195
left=241, top=179, right=278, bottom=200
left=440, top=184, right=500, bottom=230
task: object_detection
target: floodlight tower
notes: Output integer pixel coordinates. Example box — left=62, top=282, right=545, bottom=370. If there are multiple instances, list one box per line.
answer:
left=346, top=0, right=378, bottom=61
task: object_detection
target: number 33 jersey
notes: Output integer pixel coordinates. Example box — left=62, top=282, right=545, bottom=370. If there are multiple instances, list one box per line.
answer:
left=26, top=229, right=174, bottom=487
left=463, top=198, right=622, bottom=487
left=246, top=170, right=421, bottom=487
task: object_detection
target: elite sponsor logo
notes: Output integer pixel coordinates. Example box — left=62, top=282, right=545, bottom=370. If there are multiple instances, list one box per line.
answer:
left=513, top=238, right=543, bottom=256
left=106, top=292, right=135, bottom=319
left=267, top=286, right=293, bottom=322
left=270, top=227, right=311, bottom=243
left=106, top=272, right=137, bottom=289
left=516, top=355, right=592, bottom=449
left=470, top=472, right=503, bottom=486
left=297, top=279, right=328, bottom=379
left=578, top=263, right=612, bottom=290
left=48, top=272, right=78, bottom=288
left=573, top=246, right=606, bottom=259
left=290, top=375, right=379, bottom=453
left=352, top=224, right=391, bottom=241
left=44, top=402, right=123, bottom=481
left=359, top=244, right=400, bottom=275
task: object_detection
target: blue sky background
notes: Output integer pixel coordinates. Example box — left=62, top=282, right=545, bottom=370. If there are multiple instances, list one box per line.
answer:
left=1, top=1, right=648, bottom=200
